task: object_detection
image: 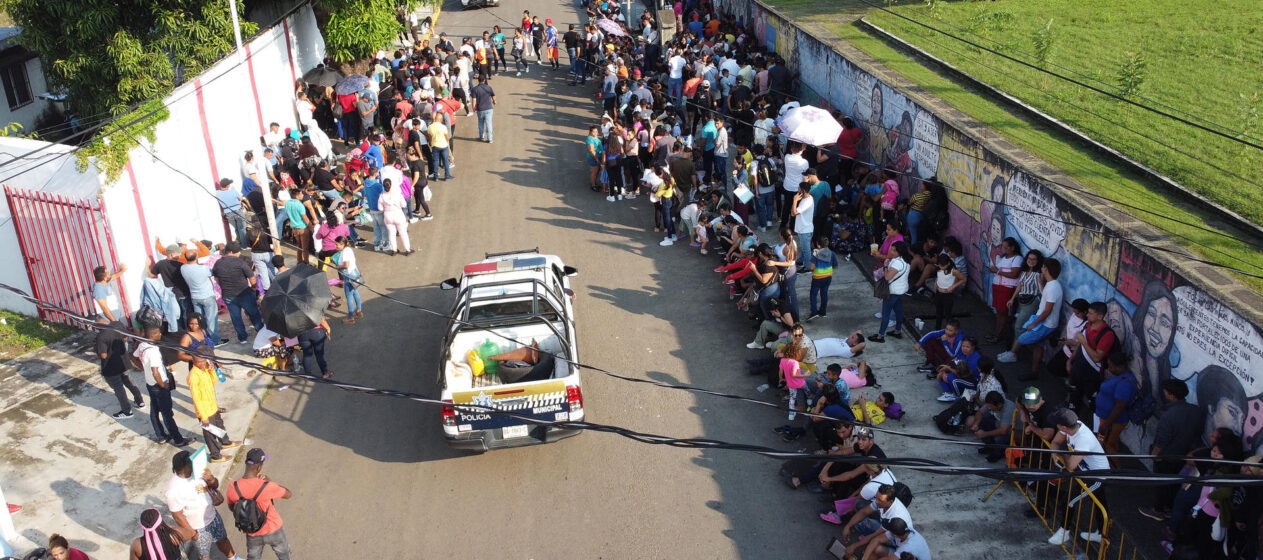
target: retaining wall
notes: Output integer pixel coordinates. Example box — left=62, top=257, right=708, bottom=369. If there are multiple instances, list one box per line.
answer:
left=714, top=0, right=1263, bottom=458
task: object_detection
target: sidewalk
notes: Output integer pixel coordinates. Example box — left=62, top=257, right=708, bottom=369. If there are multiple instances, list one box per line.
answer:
left=0, top=326, right=273, bottom=558
left=740, top=234, right=1050, bottom=556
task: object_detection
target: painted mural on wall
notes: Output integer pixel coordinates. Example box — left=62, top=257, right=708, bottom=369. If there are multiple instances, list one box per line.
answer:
left=713, top=0, right=1263, bottom=457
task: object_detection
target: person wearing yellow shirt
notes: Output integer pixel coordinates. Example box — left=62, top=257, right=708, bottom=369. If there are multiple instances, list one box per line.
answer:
left=427, top=113, right=453, bottom=181
left=188, top=348, right=240, bottom=463
left=649, top=168, right=677, bottom=246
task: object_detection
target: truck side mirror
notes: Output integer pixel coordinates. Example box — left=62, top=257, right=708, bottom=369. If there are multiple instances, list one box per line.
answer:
left=439, top=278, right=458, bottom=290
left=562, top=266, right=579, bottom=277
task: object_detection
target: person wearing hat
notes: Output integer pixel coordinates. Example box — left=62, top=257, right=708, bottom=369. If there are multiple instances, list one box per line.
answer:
left=226, top=449, right=293, bottom=560
left=215, top=178, right=249, bottom=244
left=211, top=241, right=263, bottom=344
left=544, top=18, right=560, bottom=70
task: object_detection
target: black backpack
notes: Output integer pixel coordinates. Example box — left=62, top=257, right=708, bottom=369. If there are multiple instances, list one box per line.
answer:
left=231, top=480, right=270, bottom=533
left=892, top=481, right=914, bottom=506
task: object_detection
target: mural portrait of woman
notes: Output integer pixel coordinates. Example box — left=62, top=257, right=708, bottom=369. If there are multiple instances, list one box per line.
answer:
left=1196, top=365, right=1248, bottom=445
left=1104, top=298, right=1146, bottom=393
left=1133, top=280, right=1178, bottom=395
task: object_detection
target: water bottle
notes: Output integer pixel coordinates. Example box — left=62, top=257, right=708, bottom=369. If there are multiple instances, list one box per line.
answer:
left=215, top=366, right=227, bottom=382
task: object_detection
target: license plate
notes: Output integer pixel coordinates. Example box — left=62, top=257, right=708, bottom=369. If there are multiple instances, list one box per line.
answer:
left=502, top=425, right=529, bottom=439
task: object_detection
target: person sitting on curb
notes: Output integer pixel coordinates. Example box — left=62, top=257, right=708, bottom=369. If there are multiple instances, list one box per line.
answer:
left=997, top=259, right=1064, bottom=382
left=857, top=517, right=932, bottom=560
left=840, top=483, right=915, bottom=559
left=914, top=318, right=964, bottom=376
left=963, top=391, right=1014, bottom=462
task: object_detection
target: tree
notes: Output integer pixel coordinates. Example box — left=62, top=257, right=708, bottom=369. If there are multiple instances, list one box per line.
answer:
left=1031, top=19, right=1055, bottom=89
left=2, top=0, right=256, bottom=179
left=316, top=0, right=434, bottom=64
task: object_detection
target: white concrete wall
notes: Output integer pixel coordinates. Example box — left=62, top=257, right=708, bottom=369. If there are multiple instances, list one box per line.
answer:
left=0, top=4, right=326, bottom=317
left=0, top=57, right=54, bottom=133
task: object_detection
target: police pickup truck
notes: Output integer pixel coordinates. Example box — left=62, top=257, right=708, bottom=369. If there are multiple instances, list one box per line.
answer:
left=437, top=250, right=583, bottom=451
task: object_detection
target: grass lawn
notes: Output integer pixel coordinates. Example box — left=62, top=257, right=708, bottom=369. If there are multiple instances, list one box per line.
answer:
left=0, top=310, right=77, bottom=362
left=762, top=0, right=1263, bottom=290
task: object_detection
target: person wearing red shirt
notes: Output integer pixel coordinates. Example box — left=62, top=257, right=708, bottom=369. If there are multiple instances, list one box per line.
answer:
left=226, top=448, right=293, bottom=560
left=1067, top=301, right=1117, bottom=412
left=835, top=116, right=864, bottom=187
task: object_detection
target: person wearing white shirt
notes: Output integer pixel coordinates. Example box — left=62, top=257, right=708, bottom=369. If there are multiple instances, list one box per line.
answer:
left=133, top=327, right=187, bottom=445
left=781, top=143, right=808, bottom=225
left=668, top=50, right=686, bottom=104
left=791, top=184, right=814, bottom=268
left=1046, top=409, right=1110, bottom=545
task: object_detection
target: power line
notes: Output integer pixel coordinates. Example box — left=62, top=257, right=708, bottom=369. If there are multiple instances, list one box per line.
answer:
left=665, top=95, right=1263, bottom=276
left=5, top=280, right=1262, bottom=483
left=876, top=2, right=1263, bottom=146
left=852, top=0, right=1263, bottom=153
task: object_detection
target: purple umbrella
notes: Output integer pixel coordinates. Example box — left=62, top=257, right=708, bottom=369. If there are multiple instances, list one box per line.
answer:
left=596, top=18, right=627, bottom=37
left=334, top=74, right=370, bottom=96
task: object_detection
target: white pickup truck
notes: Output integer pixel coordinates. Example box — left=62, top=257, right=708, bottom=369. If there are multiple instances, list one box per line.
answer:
left=437, top=250, right=584, bottom=451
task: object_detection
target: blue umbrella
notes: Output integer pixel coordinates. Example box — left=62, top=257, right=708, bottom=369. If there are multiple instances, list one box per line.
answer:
left=334, top=74, right=370, bottom=96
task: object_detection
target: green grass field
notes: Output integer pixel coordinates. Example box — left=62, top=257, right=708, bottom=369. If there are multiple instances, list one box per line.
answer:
left=0, top=309, right=75, bottom=361
left=763, top=0, right=1263, bottom=289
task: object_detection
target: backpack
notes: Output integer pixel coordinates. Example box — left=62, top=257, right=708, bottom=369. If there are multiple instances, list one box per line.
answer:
left=892, top=481, right=914, bottom=507
left=231, top=480, right=270, bottom=533
left=1123, top=374, right=1159, bottom=425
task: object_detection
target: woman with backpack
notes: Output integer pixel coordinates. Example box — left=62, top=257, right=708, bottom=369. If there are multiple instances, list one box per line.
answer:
left=868, top=241, right=912, bottom=343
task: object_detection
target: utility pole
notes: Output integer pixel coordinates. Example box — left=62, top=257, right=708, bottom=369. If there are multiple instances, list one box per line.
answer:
left=228, top=0, right=245, bottom=64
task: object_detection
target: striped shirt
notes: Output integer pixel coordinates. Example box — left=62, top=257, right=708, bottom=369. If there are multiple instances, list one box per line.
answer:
left=811, top=247, right=837, bottom=280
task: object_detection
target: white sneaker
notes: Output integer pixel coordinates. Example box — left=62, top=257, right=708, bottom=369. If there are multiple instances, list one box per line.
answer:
left=1079, top=531, right=1103, bottom=543
left=617, top=195, right=624, bottom=201
left=606, top=195, right=616, bottom=202
left=408, top=217, right=419, bottom=223
left=746, top=341, right=762, bottom=349
left=997, top=351, right=1018, bottom=363
left=873, top=311, right=882, bottom=319
left=936, top=392, right=958, bottom=402
left=422, top=215, right=434, bottom=221
left=1048, top=528, right=1069, bottom=545
left=659, top=238, right=675, bottom=246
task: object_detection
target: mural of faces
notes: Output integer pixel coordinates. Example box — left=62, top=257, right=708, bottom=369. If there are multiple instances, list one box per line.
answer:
left=1133, top=280, right=1177, bottom=392
left=1196, top=365, right=1248, bottom=445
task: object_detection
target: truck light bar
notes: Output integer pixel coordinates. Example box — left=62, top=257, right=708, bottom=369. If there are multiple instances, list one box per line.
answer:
left=462, top=256, right=548, bottom=276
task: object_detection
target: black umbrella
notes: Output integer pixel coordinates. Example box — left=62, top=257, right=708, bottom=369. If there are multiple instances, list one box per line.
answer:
left=260, top=263, right=332, bottom=338
left=302, top=65, right=343, bottom=87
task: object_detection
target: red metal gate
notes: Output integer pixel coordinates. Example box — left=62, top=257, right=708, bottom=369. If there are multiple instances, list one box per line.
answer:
left=4, top=185, right=128, bottom=325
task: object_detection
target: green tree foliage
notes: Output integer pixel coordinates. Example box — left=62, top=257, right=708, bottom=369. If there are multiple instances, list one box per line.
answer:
left=318, top=0, right=433, bottom=63
left=2, top=0, right=256, bottom=180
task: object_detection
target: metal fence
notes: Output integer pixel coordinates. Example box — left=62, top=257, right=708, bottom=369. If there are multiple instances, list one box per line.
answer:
left=3, top=185, right=127, bottom=326
left=983, top=407, right=1143, bottom=560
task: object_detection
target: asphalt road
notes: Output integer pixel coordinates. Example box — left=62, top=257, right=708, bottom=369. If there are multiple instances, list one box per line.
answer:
left=240, top=2, right=839, bottom=558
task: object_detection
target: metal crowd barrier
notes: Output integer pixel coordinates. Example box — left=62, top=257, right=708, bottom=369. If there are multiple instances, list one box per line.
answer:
left=982, top=407, right=1142, bottom=560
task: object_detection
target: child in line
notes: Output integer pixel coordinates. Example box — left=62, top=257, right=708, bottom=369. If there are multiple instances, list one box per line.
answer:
left=806, top=234, right=837, bottom=322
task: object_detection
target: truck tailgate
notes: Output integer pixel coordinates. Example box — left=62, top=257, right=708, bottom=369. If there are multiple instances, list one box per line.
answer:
left=451, top=379, right=570, bottom=432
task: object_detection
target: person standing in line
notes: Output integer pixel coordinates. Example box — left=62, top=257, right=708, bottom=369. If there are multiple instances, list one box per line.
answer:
left=1138, top=379, right=1203, bottom=522
left=492, top=25, right=508, bottom=73
left=427, top=112, right=454, bottom=180
left=283, top=187, right=313, bottom=265
left=91, top=264, right=127, bottom=322
left=180, top=250, right=221, bottom=346
left=790, top=183, right=815, bottom=270
left=132, top=325, right=190, bottom=446
left=95, top=316, right=145, bottom=420
left=188, top=348, right=241, bottom=463
left=471, top=76, right=496, bottom=144
left=298, top=317, right=334, bottom=380
left=246, top=220, right=276, bottom=292
left=214, top=178, right=249, bottom=243
left=781, top=142, right=808, bottom=227
left=212, top=242, right=263, bottom=344
left=361, top=166, right=388, bottom=252
left=128, top=508, right=188, bottom=560
left=564, top=24, right=583, bottom=85
left=378, top=179, right=413, bottom=256
left=713, top=119, right=730, bottom=187
left=805, top=235, right=836, bottom=322
left=586, top=125, right=604, bottom=192
left=331, top=236, right=362, bottom=324
left=868, top=241, right=911, bottom=343
left=165, top=451, right=244, bottom=560
left=225, top=449, right=293, bottom=560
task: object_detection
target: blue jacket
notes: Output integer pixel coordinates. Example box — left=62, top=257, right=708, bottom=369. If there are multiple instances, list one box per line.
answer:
left=918, top=329, right=963, bottom=357
left=140, top=276, right=181, bottom=332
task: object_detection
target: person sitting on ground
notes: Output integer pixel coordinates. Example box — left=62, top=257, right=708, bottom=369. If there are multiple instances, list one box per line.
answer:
left=746, top=297, right=794, bottom=349
left=859, top=517, right=932, bottom=560
left=777, top=381, right=855, bottom=443
left=840, top=482, right=914, bottom=559
left=779, top=419, right=856, bottom=489
left=48, top=533, right=90, bottom=560
left=814, top=427, right=887, bottom=499
left=814, top=330, right=867, bottom=359
left=819, top=462, right=898, bottom=526
left=914, top=318, right=964, bottom=375
left=963, top=391, right=1014, bottom=462
left=934, top=360, right=976, bottom=403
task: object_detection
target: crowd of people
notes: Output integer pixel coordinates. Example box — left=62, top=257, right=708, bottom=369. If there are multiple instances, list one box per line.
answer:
left=572, top=1, right=1263, bottom=558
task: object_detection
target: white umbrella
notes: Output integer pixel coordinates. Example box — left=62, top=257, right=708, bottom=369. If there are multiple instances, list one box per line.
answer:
left=777, top=105, right=842, bottom=147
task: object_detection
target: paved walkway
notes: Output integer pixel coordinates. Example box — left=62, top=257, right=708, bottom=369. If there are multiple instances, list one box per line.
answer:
left=0, top=326, right=271, bottom=558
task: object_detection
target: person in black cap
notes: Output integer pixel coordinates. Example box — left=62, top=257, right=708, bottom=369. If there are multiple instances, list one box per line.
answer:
left=226, top=448, right=293, bottom=560
left=211, top=241, right=263, bottom=344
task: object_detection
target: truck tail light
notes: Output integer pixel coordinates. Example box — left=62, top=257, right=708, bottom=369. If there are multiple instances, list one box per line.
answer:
left=566, top=386, right=583, bottom=415
left=441, top=400, right=457, bottom=427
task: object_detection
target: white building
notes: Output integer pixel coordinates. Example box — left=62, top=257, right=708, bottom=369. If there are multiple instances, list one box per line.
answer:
left=0, top=28, right=54, bottom=134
